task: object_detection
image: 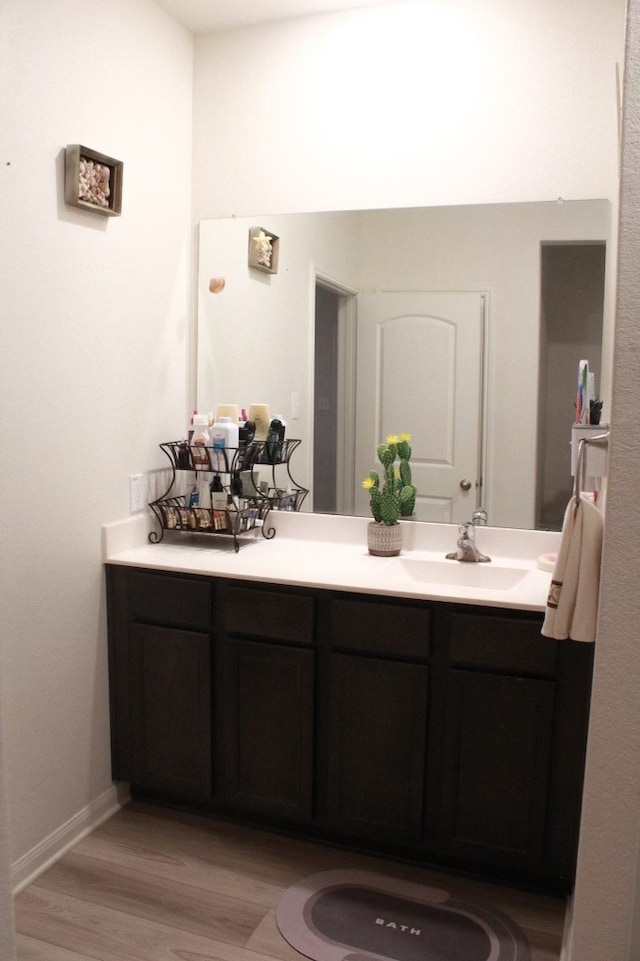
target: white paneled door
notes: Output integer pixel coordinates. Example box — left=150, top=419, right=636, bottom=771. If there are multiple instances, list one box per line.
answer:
left=354, top=291, right=487, bottom=524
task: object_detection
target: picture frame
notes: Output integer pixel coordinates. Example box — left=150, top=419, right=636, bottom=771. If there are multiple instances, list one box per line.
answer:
left=64, top=144, right=123, bottom=217
left=248, top=226, right=279, bottom=274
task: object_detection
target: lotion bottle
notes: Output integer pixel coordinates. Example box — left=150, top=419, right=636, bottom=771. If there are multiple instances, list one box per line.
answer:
left=210, top=415, right=239, bottom=471
left=191, top=414, right=211, bottom=470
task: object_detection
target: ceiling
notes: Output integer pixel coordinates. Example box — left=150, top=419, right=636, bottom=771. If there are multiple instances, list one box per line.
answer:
left=152, top=0, right=392, bottom=34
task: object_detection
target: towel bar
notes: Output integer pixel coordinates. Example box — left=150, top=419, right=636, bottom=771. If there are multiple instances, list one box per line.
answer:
left=573, top=430, right=609, bottom=502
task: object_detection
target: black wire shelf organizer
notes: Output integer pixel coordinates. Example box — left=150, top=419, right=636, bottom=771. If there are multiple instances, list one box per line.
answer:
left=149, top=438, right=309, bottom=552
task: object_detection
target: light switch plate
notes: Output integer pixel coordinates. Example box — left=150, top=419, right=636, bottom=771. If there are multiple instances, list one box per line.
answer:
left=129, top=473, right=146, bottom=513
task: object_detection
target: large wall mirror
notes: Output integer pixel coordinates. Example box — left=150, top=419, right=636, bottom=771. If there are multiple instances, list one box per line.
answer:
left=197, top=200, right=611, bottom=531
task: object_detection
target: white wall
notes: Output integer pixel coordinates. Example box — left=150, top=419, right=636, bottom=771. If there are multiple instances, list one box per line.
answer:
left=0, top=0, right=193, bottom=888
left=0, top=686, right=16, bottom=960
left=563, top=3, right=640, bottom=956
left=193, top=0, right=623, bottom=220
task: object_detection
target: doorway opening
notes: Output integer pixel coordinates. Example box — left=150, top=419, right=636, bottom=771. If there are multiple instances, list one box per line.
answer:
left=313, top=278, right=357, bottom=514
left=536, top=243, right=605, bottom=530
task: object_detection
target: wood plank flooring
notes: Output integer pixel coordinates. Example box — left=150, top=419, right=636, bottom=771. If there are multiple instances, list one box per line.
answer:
left=14, top=801, right=565, bottom=961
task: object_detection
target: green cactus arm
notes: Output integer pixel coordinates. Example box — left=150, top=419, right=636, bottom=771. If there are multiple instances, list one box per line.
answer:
left=378, top=445, right=395, bottom=468
left=399, top=485, right=416, bottom=516
left=382, top=462, right=394, bottom=492
left=369, top=485, right=382, bottom=522
left=399, top=459, right=412, bottom=486
left=396, top=440, right=411, bottom=460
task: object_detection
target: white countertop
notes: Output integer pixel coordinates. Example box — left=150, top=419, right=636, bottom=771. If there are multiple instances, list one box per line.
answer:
left=103, top=511, right=559, bottom=612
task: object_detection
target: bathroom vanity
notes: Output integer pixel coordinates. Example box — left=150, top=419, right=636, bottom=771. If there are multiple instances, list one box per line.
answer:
left=104, top=513, right=592, bottom=895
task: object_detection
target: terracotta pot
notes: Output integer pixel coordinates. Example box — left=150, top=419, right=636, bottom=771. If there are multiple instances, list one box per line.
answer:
left=367, top=521, right=403, bottom=556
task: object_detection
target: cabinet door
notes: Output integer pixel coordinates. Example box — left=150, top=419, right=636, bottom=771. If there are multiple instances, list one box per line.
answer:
left=324, top=653, right=428, bottom=843
left=436, top=668, right=555, bottom=874
left=129, top=623, right=212, bottom=800
left=220, top=638, right=314, bottom=821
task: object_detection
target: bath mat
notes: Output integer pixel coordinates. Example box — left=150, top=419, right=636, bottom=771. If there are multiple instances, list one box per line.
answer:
left=276, top=869, right=529, bottom=961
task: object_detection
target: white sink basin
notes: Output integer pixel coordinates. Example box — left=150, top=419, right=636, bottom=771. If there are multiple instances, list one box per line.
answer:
left=399, top=557, right=528, bottom=590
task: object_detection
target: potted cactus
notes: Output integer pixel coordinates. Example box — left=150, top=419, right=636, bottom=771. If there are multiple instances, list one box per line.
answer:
left=362, top=433, right=417, bottom=555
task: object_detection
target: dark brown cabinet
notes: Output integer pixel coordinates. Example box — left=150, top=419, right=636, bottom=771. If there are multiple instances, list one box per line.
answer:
left=107, top=567, right=213, bottom=800
left=323, top=652, right=428, bottom=843
left=218, top=583, right=315, bottom=822
left=321, top=595, right=430, bottom=844
left=129, top=623, right=212, bottom=799
left=106, top=564, right=593, bottom=893
left=426, top=608, right=593, bottom=888
left=219, top=638, right=314, bottom=820
left=436, top=669, right=556, bottom=871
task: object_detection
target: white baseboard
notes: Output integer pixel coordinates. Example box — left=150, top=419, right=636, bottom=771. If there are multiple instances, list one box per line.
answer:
left=12, top=782, right=130, bottom=894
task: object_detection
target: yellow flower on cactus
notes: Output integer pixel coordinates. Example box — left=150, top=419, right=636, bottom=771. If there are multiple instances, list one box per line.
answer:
left=399, top=432, right=411, bottom=442
left=362, top=476, right=376, bottom=490
left=386, top=433, right=399, bottom=445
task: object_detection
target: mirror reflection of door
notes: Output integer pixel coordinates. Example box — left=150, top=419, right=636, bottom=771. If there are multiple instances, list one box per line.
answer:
left=354, top=291, right=487, bottom=524
left=313, top=279, right=357, bottom=514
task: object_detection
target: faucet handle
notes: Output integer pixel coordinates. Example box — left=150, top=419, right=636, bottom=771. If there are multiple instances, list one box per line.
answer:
left=459, top=521, right=474, bottom=543
left=472, top=507, right=488, bottom=526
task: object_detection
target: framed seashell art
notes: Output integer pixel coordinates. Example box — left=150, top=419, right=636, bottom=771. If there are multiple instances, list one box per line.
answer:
left=248, top=226, right=279, bottom=274
left=64, top=144, right=123, bottom=217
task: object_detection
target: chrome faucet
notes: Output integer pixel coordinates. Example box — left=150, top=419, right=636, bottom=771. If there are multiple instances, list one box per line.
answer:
left=446, top=520, right=491, bottom=563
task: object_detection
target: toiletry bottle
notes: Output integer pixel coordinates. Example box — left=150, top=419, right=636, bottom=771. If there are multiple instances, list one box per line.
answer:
left=198, top=476, right=211, bottom=508
left=264, top=421, right=281, bottom=464
left=272, top=415, right=287, bottom=438
left=216, top=404, right=239, bottom=424
left=188, top=409, right=198, bottom=443
left=270, top=417, right=286, bottom=458
left=210, top=415, right=240, bottom=471
left=244, top=420, right=256, bottom=445
left=248, top=403, right=270, bottom=442
left=191, top=414, right=211, bottom=470
left=177, top=441, right=191, bottom=469
left=239, top=420, right=257, bottom=469
left=238, top=409, right=247, bottom=452
left=210, top=474, right=226, bottom=510
left=231, top=472, right=244, bottom=510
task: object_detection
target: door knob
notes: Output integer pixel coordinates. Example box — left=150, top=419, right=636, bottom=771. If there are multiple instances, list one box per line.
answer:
left=459, top=479, right=472, bottom=491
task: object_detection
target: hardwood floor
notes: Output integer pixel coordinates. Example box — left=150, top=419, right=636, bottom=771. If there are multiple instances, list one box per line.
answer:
left=14, top=801, right=565, bottom=961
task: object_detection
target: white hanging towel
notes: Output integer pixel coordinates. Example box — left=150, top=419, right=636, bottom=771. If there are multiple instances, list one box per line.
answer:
left=541, top=495, right=603, bottom=643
